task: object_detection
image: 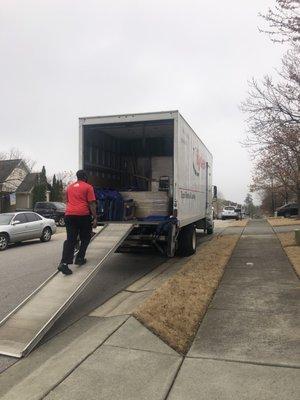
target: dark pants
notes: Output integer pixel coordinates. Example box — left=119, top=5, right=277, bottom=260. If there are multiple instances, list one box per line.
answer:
left=61, top=215, right=92, bottom=264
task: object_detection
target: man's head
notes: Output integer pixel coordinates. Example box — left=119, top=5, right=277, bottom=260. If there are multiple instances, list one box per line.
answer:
left=76, top=170, right=88, bottom=182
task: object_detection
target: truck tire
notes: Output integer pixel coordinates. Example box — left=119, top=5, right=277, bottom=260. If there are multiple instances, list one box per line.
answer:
left=177, top=224, right=196, bottom=257
left=207, top=226, right=213, bottom=235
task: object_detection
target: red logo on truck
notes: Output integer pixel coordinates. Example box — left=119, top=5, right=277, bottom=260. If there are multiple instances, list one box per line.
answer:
left=193, top=147, right=206, bottom=176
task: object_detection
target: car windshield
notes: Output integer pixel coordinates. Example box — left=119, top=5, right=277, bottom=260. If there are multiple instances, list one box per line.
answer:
left=52, top=202, right=66, bottom=210
left=224, top=207, right=235, bottom=211
left=0, top=213, right=14, bottom=225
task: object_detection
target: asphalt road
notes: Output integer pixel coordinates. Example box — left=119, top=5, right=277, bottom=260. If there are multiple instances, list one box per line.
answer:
left=0, top=228, right=212, bottom=372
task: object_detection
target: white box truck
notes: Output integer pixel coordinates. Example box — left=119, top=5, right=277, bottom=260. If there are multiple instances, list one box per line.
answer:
left=79, top=110, right=215, bottom=257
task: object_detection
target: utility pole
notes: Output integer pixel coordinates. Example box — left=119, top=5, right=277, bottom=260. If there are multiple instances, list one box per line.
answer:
left=271, top=176, right=275, bottom=215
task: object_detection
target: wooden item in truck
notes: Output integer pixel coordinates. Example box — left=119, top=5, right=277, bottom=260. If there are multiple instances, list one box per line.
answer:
left=121, top=191, right=169, bottom=218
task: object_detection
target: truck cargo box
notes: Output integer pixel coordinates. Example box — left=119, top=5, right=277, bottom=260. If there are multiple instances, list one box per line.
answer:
left=79, top=111, right=214, bottom=256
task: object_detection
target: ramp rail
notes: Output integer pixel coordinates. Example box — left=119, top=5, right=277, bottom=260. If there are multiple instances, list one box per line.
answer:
left=0, top=223, right=134, bottom=358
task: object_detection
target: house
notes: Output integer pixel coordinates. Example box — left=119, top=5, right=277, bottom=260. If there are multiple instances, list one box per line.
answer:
left=16, top=172, right=40, bottom=210
left=0, top=159, right=28, bottom=212
left=0, top=159, right=48, bottom=213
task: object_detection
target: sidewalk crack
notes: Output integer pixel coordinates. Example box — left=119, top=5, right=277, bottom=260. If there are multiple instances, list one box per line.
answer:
left=102, top=343, right=181, bottom=358
left=185, top=355, right=300, bottom=370
left=163, top=358, right=185, bottom=400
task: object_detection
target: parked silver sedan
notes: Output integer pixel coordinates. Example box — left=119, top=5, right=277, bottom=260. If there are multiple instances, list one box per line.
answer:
left=0, top=212, right=57, bottom=251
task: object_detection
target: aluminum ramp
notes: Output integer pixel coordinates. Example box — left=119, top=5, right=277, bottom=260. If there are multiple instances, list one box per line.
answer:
left=0, top=223, right=134, bottom=358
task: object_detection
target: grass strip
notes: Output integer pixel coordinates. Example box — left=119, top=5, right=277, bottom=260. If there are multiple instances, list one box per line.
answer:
left=277, top=232, right=300, bottom=277
left=134, top=234, right=240, bottom=354
left=227, top=219, right=248, bottom=227
left=267, top=217, right=300, bottom=227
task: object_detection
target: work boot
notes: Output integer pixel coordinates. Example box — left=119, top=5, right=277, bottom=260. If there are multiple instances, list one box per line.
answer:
left=74, top=257, right=87, bottom=266
left=58, top=263, right=73, bottom=275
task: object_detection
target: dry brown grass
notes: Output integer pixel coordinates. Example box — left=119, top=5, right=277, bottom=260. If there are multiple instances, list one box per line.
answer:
left=277, top=232, right=295, bottom=247
left=277, top=232, right=300, bottom=277
left=267, top=217, right=300, bottom=227
left=134, top=234, right=239, bottom=354
left=228, top=219, right=248, bottom=227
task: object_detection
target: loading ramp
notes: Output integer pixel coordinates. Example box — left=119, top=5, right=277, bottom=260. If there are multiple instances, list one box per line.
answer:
left=0, top=223, right=134, bottom=358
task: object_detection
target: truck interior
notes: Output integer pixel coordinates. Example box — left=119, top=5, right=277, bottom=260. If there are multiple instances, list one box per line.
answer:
left=83, top=119, right=174, bottom=222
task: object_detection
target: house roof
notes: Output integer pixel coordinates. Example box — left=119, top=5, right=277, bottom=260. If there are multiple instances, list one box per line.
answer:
left=0, top=159, right=22, bottom=183
left=16, top=173, right=38, bottom=193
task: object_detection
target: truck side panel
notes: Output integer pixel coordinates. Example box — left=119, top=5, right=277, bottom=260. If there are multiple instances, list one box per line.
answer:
left=175, top=113, right=212, bottom=227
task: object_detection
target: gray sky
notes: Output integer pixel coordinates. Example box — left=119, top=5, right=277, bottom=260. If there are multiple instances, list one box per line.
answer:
left=0, top=0, right=286, bottom=203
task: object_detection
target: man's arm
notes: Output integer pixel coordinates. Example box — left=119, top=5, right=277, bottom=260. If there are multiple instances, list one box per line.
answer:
left=89, top=201, right=98, bottom=229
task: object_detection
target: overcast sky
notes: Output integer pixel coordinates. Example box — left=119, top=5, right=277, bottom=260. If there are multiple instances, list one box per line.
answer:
left=0, top=0, right=286, bottom=203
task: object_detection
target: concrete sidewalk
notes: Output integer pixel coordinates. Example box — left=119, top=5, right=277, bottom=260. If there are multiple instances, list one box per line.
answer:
left=168, top=220, right=300, bottom=399
left=0, top=220, right=299, bottom=399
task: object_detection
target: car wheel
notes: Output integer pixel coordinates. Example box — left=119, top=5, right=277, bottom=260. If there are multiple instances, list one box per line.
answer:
left=177, top=224, right=196, bottom=256
left=58, top=216, right=65, bottom=227
left=284, top=212, right=291, bottom=218
left=40, top=227, right=52, bottom=242
left=0, top=233, right=9, bottom=251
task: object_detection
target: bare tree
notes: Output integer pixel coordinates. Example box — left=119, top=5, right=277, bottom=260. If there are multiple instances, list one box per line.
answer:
left=242, top=28, right=300, bottom=217
left=242, top=49, right=300, bottom=135
left=242, top=104, right=299, bottom=217
left=0, top=147, right=36, bottom=171
left=250, top=140, right=299, bottom=203
left=54, top=170, right=76, bottom=188
left=260, top=0, right=300, bottom=43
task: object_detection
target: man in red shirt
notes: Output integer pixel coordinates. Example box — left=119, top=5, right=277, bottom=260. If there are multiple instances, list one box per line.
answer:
left=58, top=170, right=97, bottom=275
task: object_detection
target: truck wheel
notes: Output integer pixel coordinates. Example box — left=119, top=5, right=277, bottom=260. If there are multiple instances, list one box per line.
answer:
left=177, top=224, right=196, bottom=257
left=207, top=226, right=213, bottom=235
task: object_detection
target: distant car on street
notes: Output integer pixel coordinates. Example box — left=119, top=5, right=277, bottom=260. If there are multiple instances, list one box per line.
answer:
left=34, top=202, right=66, bottom=226
left=221, top=206, right=239, bottom=220
left=276, top=203, right=298, bottom=218
left=0, top=212, right=57, bottom=251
